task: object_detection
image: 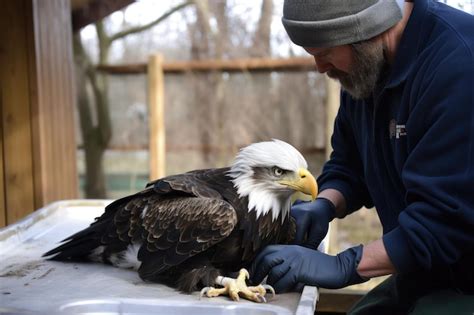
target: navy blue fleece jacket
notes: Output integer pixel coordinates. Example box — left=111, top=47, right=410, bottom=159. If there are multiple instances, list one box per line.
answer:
left=318, top=0, right=474, bottom=290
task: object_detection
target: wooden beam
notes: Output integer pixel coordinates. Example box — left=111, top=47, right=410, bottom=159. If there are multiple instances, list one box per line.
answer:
left=97, top=57, right=316, bottom=75
left=0, top=0, right=36, bottom=224
left=71, top=0, right=135, bottom=32
left=0, top=89, right=5, bottom=228
left=98, top=63, right=147, bottom=75
left=148, top=54, right=166, bottom=180
left=0, top=0, right=78, bottom=226
left=85, top=144, right=325, bottom=154
left=30, top=0, right=78, bottom=208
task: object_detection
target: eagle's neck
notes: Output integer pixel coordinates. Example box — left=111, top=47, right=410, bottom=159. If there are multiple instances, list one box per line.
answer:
left=228, top=172, right=292, bottom=223
left=247, top=188, right=292, bottom=223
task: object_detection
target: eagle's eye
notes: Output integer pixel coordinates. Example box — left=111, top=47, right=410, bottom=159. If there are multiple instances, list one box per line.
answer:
left=272, top=167, right=284, bottom=177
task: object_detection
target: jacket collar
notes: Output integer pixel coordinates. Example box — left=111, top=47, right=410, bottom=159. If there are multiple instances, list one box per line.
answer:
left=385, top=0, right=430, bottom=89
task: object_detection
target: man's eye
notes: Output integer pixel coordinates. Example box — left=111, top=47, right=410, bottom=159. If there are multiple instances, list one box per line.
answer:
left=273, top=167, right=283, bottom=176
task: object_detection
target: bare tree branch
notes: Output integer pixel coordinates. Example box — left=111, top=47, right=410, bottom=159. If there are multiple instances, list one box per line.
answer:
left=109, top=1, right=193, bottom=43
left=96, top=20, right=110, bottom=62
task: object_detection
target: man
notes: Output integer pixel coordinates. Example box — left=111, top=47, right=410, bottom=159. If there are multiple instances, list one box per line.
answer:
left=251, top=0, right=474, bottom=313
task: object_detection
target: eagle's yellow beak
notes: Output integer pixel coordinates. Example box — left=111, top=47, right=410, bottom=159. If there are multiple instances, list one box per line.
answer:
left=279, top=168, right=318, bottom=201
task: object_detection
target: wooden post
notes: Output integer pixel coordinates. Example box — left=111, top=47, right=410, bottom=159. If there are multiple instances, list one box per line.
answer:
left=0, top=0, right=36, bottom=224
left=0, top=90, right=5, bottom=227
left=29, top=0, right=78, bottom=208
left=148, top=54, right=166, bottom=180
left=0, top=0, right=78, bottom=227
left=325, top=77, right=341, bottom=254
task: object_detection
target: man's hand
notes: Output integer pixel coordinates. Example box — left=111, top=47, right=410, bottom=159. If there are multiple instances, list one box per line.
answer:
left=292, top=198, right=336, bottom=249
left=251, top=245, right=367, bottom=293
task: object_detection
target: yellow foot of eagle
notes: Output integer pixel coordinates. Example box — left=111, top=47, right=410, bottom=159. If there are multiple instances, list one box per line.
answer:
left=200, top=268, right=275, bottom=303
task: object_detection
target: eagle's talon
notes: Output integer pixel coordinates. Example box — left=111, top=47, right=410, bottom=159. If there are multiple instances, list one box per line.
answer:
left=262, top=284, right=276, bottom=299
left=198, top=269, right=272, bottom=303
left=256, top=293, right=267, bottom=303
left=230, top=290, right=240, bottom=301
left=200, top=287, right=210, bottom=299
left=240, top=268, right=250, bottom=280
left=200, top=286, right=229, bottom=299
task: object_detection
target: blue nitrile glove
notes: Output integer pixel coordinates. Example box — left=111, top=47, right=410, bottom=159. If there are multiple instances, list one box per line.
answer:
left=291, top=198, right=336, bottom=249
left=251, top=244, right=367, bottom=293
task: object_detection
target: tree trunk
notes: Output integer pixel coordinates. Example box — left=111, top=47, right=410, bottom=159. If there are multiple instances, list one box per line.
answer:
left=83, top=129, right=107, bottom=198
left=74, top=33, right=107, bottom=198
left=212, top=0, right=228, bottom=166
left=250, top=0, right=275, bottom=139
left=75, top=3, right=192, bottom=198
left=252, top=0, right=273, bottom=57
left=191, top=0, right=213, bottom=163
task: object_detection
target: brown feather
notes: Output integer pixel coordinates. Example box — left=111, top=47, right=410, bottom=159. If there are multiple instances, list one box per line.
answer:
left=43, top=167, right=297, bottom=292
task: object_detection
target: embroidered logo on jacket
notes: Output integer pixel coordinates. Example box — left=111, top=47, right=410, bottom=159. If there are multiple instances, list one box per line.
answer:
left=389, top=119, right=406, bottom=139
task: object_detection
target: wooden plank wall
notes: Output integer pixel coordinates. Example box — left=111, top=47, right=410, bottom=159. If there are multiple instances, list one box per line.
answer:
left=0, top=0, right=36, bottom=225
left=0, top=89, right=5, bottom=227
left=0, top=0, right=78, bottom=227
left=30, top=0, right=78, bottom=207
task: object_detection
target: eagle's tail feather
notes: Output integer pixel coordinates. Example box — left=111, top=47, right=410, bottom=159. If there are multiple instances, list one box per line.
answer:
left=42, top=222, right=108, bottom=261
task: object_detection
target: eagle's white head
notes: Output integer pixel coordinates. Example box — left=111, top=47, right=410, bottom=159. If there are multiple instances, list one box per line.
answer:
left=228, top=139, right=318, bottom=222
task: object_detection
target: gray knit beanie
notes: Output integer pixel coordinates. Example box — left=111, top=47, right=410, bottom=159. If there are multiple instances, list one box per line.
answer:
left=282, top=0, right=403, bottom=48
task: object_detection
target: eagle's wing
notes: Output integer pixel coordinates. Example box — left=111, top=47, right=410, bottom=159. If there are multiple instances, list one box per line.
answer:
left=134, top=194, right=237, bottom=279
left=109, top=169, right=238, bottom=280
left=43, top=168, right=238, bottom=279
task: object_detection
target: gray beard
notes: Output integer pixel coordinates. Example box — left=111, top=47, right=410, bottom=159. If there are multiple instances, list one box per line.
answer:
left=328, top=40, right=387, bottom=100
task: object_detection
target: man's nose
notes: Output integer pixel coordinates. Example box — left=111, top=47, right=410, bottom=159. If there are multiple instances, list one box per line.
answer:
left=313, top=56, right=332, bottom=73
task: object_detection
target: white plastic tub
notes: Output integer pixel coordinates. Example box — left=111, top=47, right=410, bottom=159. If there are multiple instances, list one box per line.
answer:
left=0, top=200, right=318, bottom=314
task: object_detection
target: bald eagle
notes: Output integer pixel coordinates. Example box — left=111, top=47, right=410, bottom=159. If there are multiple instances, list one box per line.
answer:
left=43, top=140, right=317, bottom=302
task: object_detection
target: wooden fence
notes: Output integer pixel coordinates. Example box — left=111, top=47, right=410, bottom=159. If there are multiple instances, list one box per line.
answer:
left=98, top=54, right=349, bottom=308
left=97, top=56, right=316, bottom=75
left=97, top=55, right=325, bottom=180
left=99, top=55, right=341, bottom=261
